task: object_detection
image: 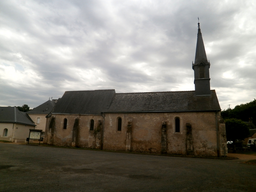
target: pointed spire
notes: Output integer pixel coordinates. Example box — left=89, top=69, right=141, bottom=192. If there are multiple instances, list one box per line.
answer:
left=192, top=20, right=211, bottom=96
left=194, top=20, right=208, bottom=64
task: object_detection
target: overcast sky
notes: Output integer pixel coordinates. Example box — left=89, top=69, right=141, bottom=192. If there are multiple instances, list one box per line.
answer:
left=1, top=0, right=256, bottom=110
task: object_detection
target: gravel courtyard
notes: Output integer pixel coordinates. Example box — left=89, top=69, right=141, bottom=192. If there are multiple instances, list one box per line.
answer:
left=0, top=143, right=256, bottom=192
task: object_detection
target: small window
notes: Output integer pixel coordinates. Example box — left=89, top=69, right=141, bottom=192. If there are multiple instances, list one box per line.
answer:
left=63, top=118, right=67, bottom=129
left=90, top=119, right=94, bottom=130
left=175, top=117, right=180, bottom=132
left=3, top=128, right=8, bottom=136
left=37, top=117, right=40, bottom=124
left=117, top=117, right=122, bottom=131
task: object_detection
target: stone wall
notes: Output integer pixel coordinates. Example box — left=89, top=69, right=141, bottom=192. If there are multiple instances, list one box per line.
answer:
left=219, top=122, right=228, bottom=156
left=103, top=112, right=223, bottom=156
left=44, top=111, right=227, bottom=157
left=44, top=114, right=103, bottom=149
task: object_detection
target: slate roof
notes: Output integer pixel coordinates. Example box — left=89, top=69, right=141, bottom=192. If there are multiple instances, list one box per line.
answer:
left=194, top=23, right=208, bottom=65
left=105, top=90, right=221, bottom=113
left=28, top=100, right=56, bottom=114
left=51, top=89, right=220, bottom=115
left=52, top=89, right=116, bottom=115
left=0, top=107, right=35, bottom=126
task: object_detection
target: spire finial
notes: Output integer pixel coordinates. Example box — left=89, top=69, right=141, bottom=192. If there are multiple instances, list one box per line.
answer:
left=198, top=17, right=200, bottom=29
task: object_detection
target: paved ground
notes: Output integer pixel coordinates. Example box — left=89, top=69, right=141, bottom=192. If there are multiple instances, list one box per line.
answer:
left=1, top=143, right=256, bottom=192
left=227, top=153, right=256, bottom=161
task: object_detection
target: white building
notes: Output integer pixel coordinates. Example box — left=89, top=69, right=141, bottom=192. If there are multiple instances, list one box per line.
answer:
left=0, top=107, right=35, bottom=143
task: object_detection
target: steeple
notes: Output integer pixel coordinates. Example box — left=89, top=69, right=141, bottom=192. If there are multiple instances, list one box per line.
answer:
left=192, top=21, right=211, bottom=95
left=195, top=22, right=208, bottom=65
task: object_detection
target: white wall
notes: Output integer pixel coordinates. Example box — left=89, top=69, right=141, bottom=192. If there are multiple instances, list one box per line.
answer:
left=28, top=114, right=46, bottom=132
left=0, top=123, right=34, bottom=142
left=0, top=123, right=14, bottom=141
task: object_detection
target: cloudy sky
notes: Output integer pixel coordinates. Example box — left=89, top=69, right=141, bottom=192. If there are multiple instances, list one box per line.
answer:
left=1, top=0, right=256, bottom=110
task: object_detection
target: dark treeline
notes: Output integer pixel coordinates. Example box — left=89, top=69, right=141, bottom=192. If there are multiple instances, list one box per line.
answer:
left=221, top=99, right=256, bottom=127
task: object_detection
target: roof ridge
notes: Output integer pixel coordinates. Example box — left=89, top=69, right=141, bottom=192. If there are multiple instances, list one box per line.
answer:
left=115, top=90, right=196, bottom=95
left=65, top=89, right=115, bottom=93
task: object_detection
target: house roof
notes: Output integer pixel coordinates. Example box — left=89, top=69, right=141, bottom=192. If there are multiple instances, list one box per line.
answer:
left=28, top=100, right=56, bottom=114
left=52, top=89, right=116, bottom=115
left=0, top=107, right=35, bottom=126
left=105, top=90, right=221, bottom=113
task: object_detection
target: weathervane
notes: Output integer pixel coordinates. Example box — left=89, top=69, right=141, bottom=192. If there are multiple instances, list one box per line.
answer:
left=198, top=17, right=200, bottom=29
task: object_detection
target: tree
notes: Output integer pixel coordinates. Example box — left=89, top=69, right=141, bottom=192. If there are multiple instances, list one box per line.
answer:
left=221, top=99, right=256, bottom=125
left=17, top=104, right=30, bottom=112
left=225, top=118, right=250, bottom=141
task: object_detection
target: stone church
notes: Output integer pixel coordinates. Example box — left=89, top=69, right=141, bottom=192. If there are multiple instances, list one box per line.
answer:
left=44, top=23, right=227, bottom=157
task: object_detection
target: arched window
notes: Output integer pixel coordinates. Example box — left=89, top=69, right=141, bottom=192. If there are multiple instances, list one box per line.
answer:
left=3, top=128, right=8, bottom=136
left=63, top=118, right=67, bottom=129
left=175, top=117, right=180, bottom=132
left=90, top=119, right=94, bottom=130
left=117, top=117, right=122, bottom=131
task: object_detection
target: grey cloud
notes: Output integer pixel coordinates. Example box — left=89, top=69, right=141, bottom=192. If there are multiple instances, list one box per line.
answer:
left=1, top=0, right=256, bottom=109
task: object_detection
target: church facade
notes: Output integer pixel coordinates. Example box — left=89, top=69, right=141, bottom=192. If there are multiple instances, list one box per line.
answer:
left=44, top=24, right=227, bottom=157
